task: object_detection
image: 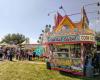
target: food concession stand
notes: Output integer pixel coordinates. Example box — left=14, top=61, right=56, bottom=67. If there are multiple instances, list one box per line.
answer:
left=43, top=7, right=96, bottom=76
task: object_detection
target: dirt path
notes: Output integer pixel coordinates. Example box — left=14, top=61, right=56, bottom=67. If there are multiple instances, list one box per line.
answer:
left=22, top=61, right=46, bottom=64
left=0, top=60, right=46, bottom=65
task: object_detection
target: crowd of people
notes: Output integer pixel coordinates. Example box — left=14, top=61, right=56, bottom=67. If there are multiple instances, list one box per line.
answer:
left=0, top=47, right=36, bottom=61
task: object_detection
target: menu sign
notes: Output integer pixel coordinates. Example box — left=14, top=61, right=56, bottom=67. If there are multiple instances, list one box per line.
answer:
left=48, top=35, right=95, bottom=42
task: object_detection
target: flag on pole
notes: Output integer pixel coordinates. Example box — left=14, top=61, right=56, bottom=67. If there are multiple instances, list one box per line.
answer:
left=98, top=11, right=100, bottom=14
left=48, top=13, right=50, bottom=16
left=82, top=6, right=89, bottom=24
left=81, top=6, right=89, bottom=30
left=56, top=12, right=63, bottom=26
left=59, top=5, right=63, bottom=9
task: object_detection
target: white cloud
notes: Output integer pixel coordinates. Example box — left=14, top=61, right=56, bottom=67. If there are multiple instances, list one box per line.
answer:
left=29, top=38, right=37, bottom=44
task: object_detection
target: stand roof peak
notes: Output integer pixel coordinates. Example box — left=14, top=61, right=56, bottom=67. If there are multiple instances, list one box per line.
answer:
left=53, top=7, right=91, bottom=33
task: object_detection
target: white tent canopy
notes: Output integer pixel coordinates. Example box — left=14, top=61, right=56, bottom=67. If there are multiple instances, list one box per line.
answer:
left=0, top=42, right=8, bottom=46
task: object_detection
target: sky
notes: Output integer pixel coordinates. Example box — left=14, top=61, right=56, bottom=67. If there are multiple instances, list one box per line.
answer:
left=0, top=0, right=100, bottom=43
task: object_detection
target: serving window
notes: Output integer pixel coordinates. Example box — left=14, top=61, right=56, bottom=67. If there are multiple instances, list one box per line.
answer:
left=49, top=44, right=82, bottom=59
left=70, top=44, right=81, bottom=58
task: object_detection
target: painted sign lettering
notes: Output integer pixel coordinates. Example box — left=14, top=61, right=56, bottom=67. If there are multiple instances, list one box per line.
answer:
left=48, top=35, right=95, bottom=42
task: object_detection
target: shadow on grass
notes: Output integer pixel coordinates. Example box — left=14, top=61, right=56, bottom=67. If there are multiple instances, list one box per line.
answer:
left=59, top=71, right=100, bottom=80
left=11, top=60, right=17, bottom=62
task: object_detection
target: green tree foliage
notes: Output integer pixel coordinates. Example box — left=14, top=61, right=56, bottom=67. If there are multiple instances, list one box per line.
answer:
left=96, top=31, right=100, bottom=42
left=1, top=33, right=27, bottom=45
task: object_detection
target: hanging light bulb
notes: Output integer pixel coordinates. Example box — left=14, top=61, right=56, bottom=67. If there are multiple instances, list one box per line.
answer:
left=59, top=5, right=63, bottom=9
left=96, top=10, right=100, bottom=24
left=97, top=2, right=100, bottom=6
left=42, top=30, right=44, bottom=33
left=40, top=34, right=43, bottom=36
left=48, top=13, right=50, bottom=16
left=39, top=36, right=41, bottom=39
left=96, top=17, right=100, bottom=23
left=37, top=40, right=40, bottom=43
left=59, top=5, right=66, bottom=15
left=98, top=11, right=100, bottom=14
left=49, top=25, right=51, bottom=28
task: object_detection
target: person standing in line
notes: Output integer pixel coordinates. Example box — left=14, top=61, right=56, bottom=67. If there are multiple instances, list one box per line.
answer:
left=7, top=49, right=10, bottom=60
left=8, top=48, right=13, bottom=61
left=0, top=47, right=3, bottom=60
left=16, top=50, right=20, bottom=60
left=20, top=50, right=25, bottom=60
left=4, top=48, right=8, bottom=60
left=28, top=50, right=33, bottom=61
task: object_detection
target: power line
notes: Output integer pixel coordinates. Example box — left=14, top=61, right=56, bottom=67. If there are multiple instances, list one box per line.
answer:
left=84, top=2, right=100, bottom=7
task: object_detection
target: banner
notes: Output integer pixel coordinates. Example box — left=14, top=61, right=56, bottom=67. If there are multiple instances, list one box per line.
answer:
left=80, top=35, right=95, bottom=41
left=48, top=35, right=95, bottom=42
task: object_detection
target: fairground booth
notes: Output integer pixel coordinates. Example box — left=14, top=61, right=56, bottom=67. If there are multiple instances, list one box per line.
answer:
left=43, top=7, right=96, bottom=76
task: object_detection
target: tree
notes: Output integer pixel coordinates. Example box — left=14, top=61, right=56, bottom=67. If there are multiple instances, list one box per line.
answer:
left=1, top=33, right=28, bottom=45
left=96, top=31, right=100, bottom=42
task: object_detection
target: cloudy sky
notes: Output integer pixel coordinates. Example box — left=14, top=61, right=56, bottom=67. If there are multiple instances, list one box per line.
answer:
left=0, top=0, right=99, bottom=43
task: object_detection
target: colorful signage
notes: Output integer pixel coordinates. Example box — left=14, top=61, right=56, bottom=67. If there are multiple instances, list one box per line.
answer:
left=48, top=35, right=95, bottom=42
left=80, top=35, right=95, bottom=41
left=47, top=30, right=94, bottom=37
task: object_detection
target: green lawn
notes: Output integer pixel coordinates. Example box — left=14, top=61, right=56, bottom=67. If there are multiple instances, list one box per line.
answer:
left=0, top=61, right=99, bottom=80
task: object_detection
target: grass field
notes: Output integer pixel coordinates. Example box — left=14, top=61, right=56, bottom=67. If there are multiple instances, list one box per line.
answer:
left=0, top=61, right=100, bottom=80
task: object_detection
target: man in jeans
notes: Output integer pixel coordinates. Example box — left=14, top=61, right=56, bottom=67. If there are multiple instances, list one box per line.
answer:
left=28, top=50, right=33, bottom=61
left=7, top=49, right=13, bottom=61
